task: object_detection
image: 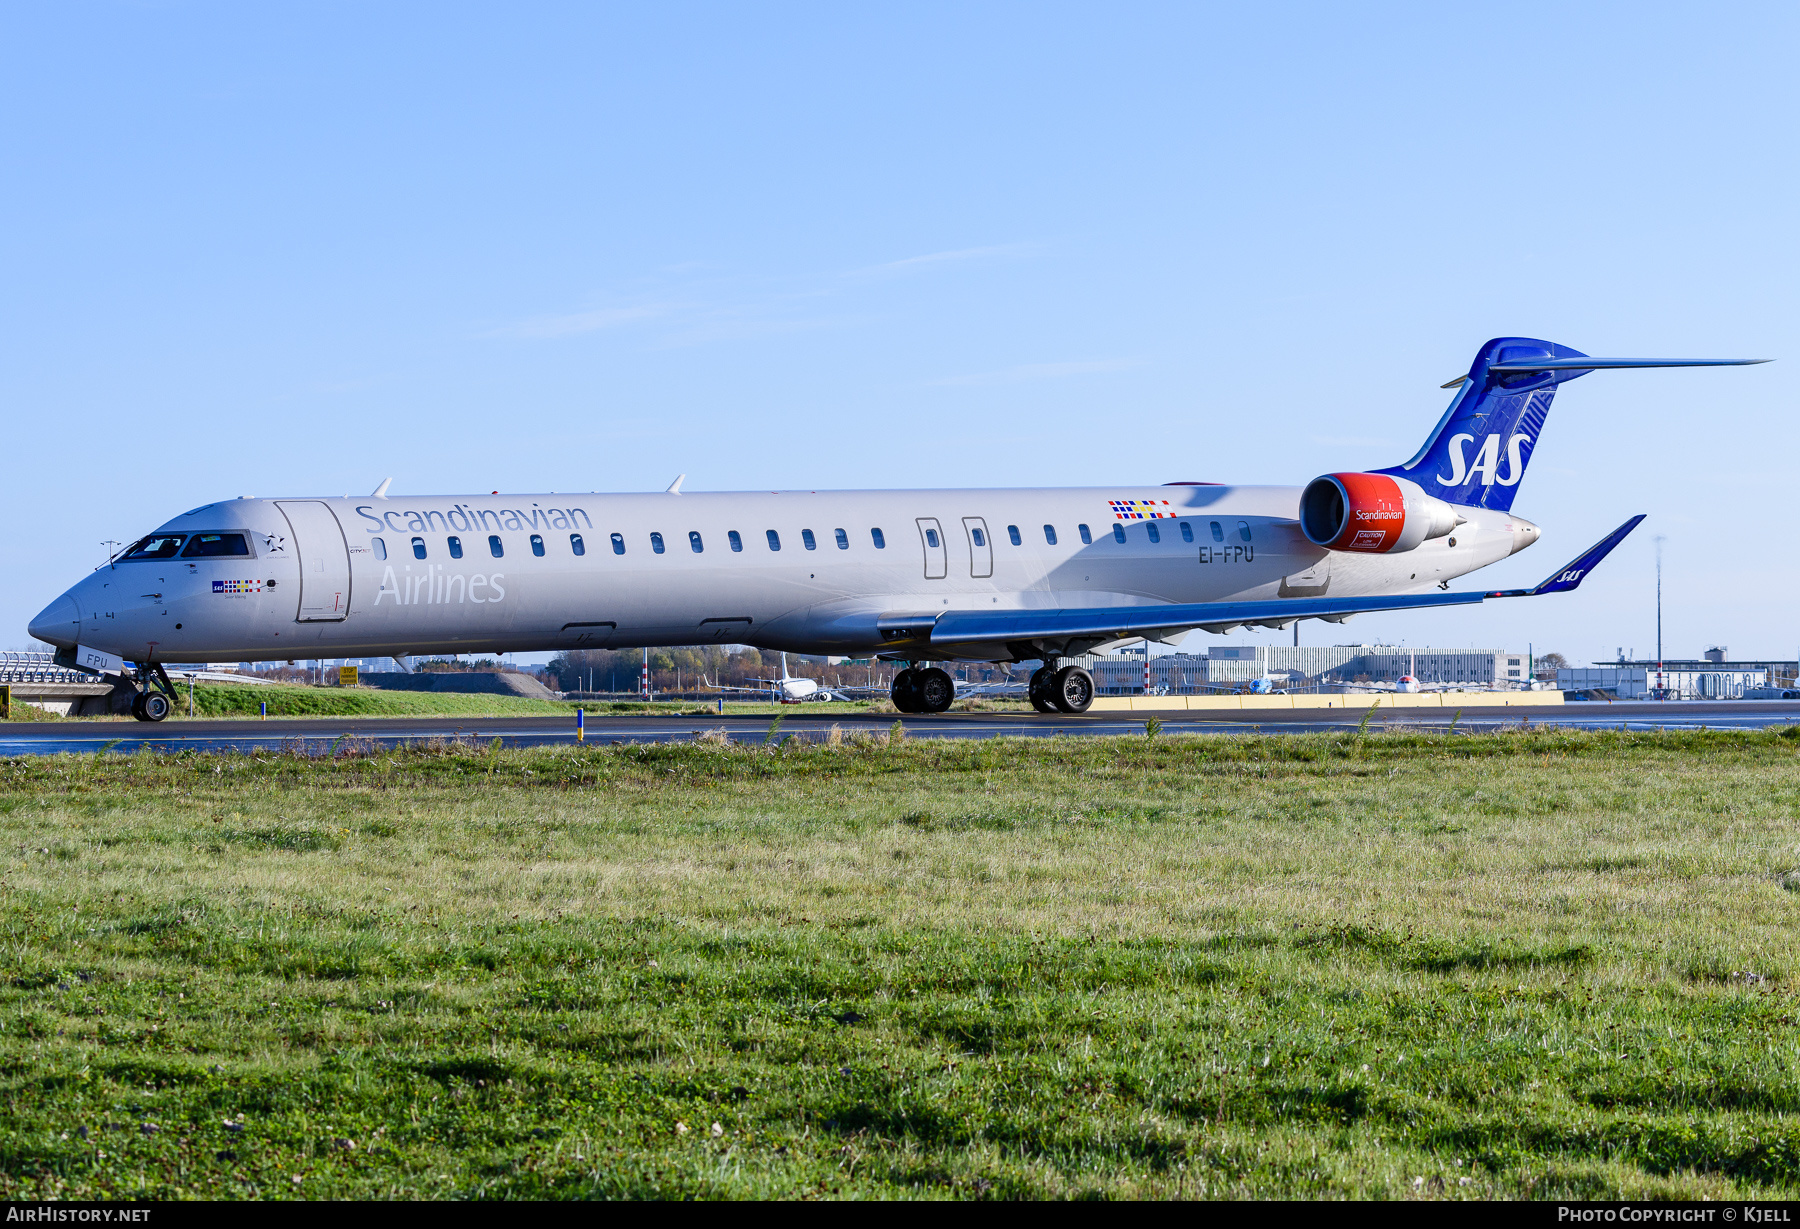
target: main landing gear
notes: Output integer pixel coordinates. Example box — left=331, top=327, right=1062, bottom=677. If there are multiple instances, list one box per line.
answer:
left=1029, top=663, right=1095, bottom=714
left=128, top=663, right=180, bottom=723
left=891, top=666, right=955, bottom=714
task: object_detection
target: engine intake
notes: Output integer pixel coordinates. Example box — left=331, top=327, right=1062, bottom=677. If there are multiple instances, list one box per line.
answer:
left=1300, top=472, right=1460, bottom=553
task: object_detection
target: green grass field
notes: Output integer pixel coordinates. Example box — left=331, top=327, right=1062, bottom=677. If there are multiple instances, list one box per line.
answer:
left=6, top=682, right=1025, bottom=721
left=4, top=727, right=1800, bottom=1199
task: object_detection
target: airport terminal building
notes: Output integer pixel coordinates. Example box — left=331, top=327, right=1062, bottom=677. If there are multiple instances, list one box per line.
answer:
left=1084, top=644, right=1532, bottom=695
left=1558, top=653, right=1793, bottom=700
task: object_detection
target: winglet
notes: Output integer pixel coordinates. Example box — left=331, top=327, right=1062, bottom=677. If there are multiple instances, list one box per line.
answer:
left=666, top=474, right=686, bottom=495
left=371, top=477, right=392, bottom=498
left=1491, top=514, right=1646, bottom=598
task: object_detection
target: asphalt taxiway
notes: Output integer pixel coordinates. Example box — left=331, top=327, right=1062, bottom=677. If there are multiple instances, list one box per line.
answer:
left=2, top=699, right=1797, bottom=756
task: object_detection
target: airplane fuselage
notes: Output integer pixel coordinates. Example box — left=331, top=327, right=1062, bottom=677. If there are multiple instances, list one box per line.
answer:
left=31, top=485, right=1537, bottom=665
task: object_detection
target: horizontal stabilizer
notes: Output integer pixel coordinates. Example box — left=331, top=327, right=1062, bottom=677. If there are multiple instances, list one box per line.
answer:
left=1486, top=357, right=1769, bottom=373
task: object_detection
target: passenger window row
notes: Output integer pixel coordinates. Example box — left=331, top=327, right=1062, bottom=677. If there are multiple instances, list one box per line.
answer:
left=371, top=517, right=1250, bottom=562
left=372, top=527, right=891, bottom=560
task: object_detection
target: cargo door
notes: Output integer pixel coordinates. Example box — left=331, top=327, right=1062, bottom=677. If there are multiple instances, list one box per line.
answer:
left=963, top=517, right=993, bottom=578
left=915, top=518, right=947, bottom=579
left=276, top=501, right=352, bottom=621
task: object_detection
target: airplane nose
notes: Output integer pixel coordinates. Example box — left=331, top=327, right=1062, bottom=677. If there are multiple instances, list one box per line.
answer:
left=28, top=594, right=80, bottom=649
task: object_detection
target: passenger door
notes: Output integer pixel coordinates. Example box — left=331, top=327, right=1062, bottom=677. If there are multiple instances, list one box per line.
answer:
left=963, top=517, right=993, bottom=578
left=916, top=518, right=947, bottom=579
left=275, top=501, right=352, bottom=621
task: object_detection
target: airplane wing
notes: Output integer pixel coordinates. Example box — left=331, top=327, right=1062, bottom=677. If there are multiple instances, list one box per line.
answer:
left=881, top=516, right=1644, bottom=651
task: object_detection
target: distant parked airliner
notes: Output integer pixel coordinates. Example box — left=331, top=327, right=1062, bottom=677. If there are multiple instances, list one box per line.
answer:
left=29, top=338, right=1764, bottom=720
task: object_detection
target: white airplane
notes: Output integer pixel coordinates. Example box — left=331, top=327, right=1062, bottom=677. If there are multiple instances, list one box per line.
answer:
left=29, top=338, right=1764, bottom=721
left=704, top=652, right=876, bottom=703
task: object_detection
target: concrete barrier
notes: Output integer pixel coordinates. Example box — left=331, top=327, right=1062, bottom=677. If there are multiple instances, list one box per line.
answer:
left=6, top=681, right=128, bottom=717
left=1088, top=690, right=1562, bottom=713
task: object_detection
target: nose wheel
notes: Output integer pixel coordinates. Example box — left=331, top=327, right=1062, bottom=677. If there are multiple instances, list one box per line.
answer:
left=131, top=691, right=172, bottom=722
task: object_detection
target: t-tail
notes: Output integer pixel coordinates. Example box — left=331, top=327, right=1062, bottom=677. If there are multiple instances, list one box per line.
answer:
left=1375, top=337, right=1767, bottom=513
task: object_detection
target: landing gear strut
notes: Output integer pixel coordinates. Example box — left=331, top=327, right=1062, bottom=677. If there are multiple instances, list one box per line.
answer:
left=129, top=663, right=179, bottom=723
left=1028, top=662, right=1094, bottom=714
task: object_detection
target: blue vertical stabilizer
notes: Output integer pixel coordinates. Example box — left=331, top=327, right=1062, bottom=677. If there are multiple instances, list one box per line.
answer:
left=1377, top=338, right=1766, bottom=513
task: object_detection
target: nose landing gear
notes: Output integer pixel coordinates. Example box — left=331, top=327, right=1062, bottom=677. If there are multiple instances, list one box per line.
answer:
left=131, top=691, right=172, bottom=722
left=128, top=662, right=181, bottom=722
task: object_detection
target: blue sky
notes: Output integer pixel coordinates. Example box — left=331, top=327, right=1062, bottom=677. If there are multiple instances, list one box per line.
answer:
left=5, top=3, right=1795, bottom=666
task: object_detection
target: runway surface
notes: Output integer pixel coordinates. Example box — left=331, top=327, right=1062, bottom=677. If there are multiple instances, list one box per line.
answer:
left=3, top=699, right=1798, bottom=755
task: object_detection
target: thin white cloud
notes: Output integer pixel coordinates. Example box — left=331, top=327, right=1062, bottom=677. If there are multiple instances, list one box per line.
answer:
left=487, top=303, right=675, bottom=339
left=932, top=358, right=1144, bottom=387
left=849, top=243, right=1033, bottom=278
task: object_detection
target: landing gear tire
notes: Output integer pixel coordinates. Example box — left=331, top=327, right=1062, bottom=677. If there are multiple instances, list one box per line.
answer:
left=133, top=691, right=171, bottom=723
left=1051, top=666, right=1094, bottom=714
left=915, top=668, right=955, bottom=713
left=1028, top=667, right=1059, bottom=713
left=891, top=668, right=922, bottom=713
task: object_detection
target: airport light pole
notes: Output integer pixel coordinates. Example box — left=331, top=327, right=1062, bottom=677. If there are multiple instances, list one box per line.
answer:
left=1654, top=535, right=1666, bottom=700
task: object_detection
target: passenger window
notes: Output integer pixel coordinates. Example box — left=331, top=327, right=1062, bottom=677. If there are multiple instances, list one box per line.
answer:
left=728, top=530, right=743, bottom=553
left=610, top=533, right=625, bottom=555
left=490, top=535, right=505, bottom=557
left=570, top=533, right=585, bottom=556
left=1180, top=521, right=1193, bottom=543
left=689, top=531, right=703, bottom=553
left=650, top=532, right=665, bottom=554
left=802, top=529, right=817, bottom=550
left=1210, top=521, right=1224, bottom=542
left=1146, top=523, right=1160, bottom=544
left=447, top=536, right=464, bottom=559
left=531, top=534, right=546, bottom=557
left=1078, top=524, right=1092, bottom=544
left=971, top=527, right=986, bottom=547
left=1112, top=523, right=1126, bottom=544
left=834, top=528, right=849, bottom=550
left=766, top=530, right=781, bottom=551
left=180, top=533, right=249, bottom=558
left=372, top=537, right=387, bottom=561
left=411, top=537, right=427, bottom=560
left=925, top=528, right=940, bottom=548
left=1007, top=525, right=1021, bottom=546
left=871, top=528, right=886, bottom=549
left=124, top=535, right=185, bottom=560
left=1043, top=524, right=1057, bottom=546
left=1237, top=521, right=1252, bottom=542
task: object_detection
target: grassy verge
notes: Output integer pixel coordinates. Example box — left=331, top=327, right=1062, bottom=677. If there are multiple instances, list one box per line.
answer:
left=177, top=684, right=575, bottom=719
left=9, top=685, right=1031, bottom=721
left=5, top=728, right=1800, bottom=1198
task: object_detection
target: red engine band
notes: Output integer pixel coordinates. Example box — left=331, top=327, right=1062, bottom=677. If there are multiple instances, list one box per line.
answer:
left=1303, top=472, right=1408, bottom=552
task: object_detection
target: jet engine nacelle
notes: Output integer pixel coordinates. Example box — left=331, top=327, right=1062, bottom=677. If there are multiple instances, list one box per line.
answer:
left=1300, top=472, right=1461, bottom=554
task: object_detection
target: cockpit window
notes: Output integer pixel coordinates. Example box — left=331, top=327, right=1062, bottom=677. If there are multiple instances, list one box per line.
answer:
left=123, top=535, right=185, bottom=560
left=180, top=533, right=249, bottom=558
